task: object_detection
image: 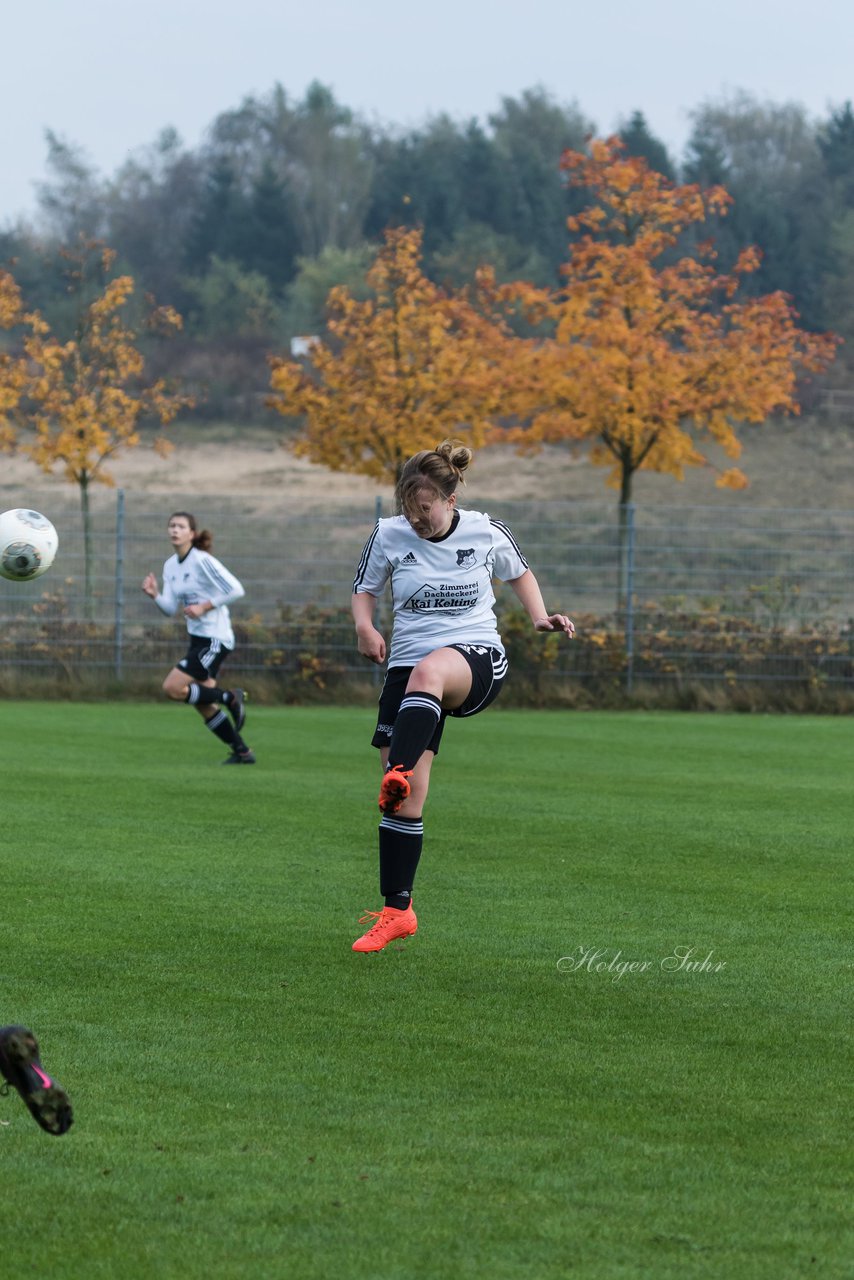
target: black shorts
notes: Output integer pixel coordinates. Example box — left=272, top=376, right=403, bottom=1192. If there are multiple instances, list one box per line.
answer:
left=176, top=635, right=232, bottom=682
left=371, top=644, right=508, bottom=756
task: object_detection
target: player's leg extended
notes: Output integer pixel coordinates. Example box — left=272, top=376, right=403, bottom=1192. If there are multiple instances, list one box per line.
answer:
left=162, top=667, right=246, bottom=729
left=162, top=668, right=253, bottom=762
left=378, top=647, right=471, bottom=815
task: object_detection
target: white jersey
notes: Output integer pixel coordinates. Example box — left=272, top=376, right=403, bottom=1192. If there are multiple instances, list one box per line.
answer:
left=155, top=546, right=245, bottom=649
left=353, top=508, right=528, bottom=667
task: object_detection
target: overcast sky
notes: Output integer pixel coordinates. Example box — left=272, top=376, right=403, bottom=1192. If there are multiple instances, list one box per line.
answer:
left=2, top=0, right=853, bottom=222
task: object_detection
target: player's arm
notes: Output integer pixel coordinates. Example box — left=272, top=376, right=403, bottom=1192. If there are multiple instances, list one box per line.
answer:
left=507, top=569, right=575, bottom=637
left=197, top=555, right=245, bottom=609
left=143, top=571, right=179, bottom=616
left=352, top=591, right=386, bottom=664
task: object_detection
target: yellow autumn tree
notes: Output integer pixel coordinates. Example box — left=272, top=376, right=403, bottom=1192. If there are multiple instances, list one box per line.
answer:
left=0, top=243, right=191, bottom=612
left=268, top=226, right=520, bottom=483
left=504, top=138, right=839, bottom=508
left=0, top=271, right=30, bottom=452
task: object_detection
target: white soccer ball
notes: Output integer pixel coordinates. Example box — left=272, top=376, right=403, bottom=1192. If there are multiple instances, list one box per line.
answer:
left=0, top=509, right=59, bottom=582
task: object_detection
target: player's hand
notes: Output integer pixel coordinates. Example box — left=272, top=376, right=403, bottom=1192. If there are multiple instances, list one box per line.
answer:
left=535, top=614, right=575, bottom=637
left=357, top=627, right=386, bottom=664
left=142, top=572, right=158, bottom=597
left=184, top=602, right=211, bottom=620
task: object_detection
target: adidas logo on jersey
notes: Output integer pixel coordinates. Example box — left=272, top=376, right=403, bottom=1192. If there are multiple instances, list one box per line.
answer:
left=401, top=552, right=419, bottom=564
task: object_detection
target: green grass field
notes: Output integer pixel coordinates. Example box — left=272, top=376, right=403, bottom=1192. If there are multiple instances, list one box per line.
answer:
left=0, top=702, right=850, bottom=1279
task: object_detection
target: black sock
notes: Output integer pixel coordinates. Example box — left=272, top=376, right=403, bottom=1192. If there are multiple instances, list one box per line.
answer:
left=205, top=709, right=240, bottom=749
left=379, top=814, right=424, bottom=908
left=387, top=692, right=441, bottom=773
left=187, top=683, right=233, bottom=707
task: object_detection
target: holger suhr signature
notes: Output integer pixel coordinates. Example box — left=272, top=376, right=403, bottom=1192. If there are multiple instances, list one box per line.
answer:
left=557, top=945, right=726, bottom=983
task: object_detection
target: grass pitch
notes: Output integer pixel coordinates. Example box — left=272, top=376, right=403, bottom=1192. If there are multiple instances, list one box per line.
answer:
left=0, top=702, right=850, bottom=1279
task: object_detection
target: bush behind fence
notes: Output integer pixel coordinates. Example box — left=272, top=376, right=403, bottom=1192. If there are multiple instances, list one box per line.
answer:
left=1, top=487, right=853, bottom=708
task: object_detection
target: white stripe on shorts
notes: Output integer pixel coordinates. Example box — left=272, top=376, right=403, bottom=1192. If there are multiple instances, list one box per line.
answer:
left=200, top=638, right=223, bottom=670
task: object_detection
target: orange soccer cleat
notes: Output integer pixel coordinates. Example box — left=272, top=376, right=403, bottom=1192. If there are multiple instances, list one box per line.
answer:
left=378, top=766, right=413, bottom=815
left=351, top=904, right=418, bottom=953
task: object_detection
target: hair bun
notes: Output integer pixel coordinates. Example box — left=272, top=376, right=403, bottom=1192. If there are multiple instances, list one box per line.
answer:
left=435, top=438, right=472, bottom=478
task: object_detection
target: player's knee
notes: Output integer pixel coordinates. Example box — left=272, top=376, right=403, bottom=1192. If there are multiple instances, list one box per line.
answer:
left=408, top=655, right=443, bottom=694
left=162, top=674, right=187, bottom=700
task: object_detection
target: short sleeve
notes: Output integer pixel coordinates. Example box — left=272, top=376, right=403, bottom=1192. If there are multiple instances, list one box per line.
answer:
left=489, top=518, right=529, bottom=581
left=353, top=522, right=390, bottom=594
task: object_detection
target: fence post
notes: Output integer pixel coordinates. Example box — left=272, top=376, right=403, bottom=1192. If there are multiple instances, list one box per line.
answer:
left=114, top=488, right=125, bottom=681
left=624, top=502, right=636, bottom=693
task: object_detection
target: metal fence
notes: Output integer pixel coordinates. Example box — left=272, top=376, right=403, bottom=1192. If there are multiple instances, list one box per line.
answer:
left=1, top=487, right=853, bottom=693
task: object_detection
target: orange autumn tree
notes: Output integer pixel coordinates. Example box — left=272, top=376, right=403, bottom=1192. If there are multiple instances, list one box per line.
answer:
left=0, top=244, right=191, bottom=612
left=0, top=271, right=33, bottom=451
left=505, top=138, right=838, bottom=512
left=268, top=226, right=519, bottom=483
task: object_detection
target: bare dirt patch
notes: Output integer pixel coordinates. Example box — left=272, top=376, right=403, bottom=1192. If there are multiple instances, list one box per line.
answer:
left=2, top=416, right=852, bottom=511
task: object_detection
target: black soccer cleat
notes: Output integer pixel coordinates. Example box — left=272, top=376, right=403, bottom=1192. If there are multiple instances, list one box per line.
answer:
left=0, top=1025, right=73, bottom=1137
left=222, top=748, right=256, bottom=764
left=227, top=688, right=247, bottom=733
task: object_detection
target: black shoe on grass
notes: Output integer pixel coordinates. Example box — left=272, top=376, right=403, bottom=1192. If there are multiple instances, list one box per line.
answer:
left=0, top=1025, right=73, bottom=1136
left=222, top=748, right=256, bottom=764
left=227, top=688, right=247, bottom=733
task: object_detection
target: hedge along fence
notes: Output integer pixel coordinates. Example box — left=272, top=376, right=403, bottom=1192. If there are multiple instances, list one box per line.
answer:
left=499, top=602, right=854, bottom=709
left=2, top=489, right=854, bottom=709
left=3, top=593, right=854, bottom=711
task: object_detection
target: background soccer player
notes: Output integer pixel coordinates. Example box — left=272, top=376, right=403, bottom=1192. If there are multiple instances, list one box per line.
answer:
left=350, top=440, right=574, bottom=952
left=142, top=511, right=255, bottom=764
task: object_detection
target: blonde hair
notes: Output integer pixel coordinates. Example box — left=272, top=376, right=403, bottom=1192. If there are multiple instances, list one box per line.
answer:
left=395, top=439, right=473, bottom=521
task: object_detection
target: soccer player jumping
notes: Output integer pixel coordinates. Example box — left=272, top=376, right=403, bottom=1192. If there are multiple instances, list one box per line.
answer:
left=350, top=440, right=574, bottom=953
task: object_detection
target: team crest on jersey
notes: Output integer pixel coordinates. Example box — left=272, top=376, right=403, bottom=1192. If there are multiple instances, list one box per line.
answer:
left=456, top=548, right=476, bottom=568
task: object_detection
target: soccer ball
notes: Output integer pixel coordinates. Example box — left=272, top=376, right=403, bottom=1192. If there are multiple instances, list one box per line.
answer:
left=0, top=509, right=59, bottom=582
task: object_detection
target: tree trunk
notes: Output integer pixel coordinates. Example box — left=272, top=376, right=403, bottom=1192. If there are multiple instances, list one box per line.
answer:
left=80, top=472, right=94, bottom=620
left=616, top=464, right=634, bottom=617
